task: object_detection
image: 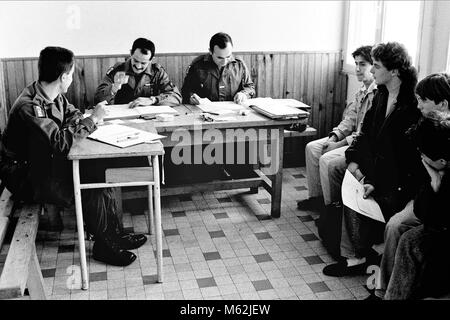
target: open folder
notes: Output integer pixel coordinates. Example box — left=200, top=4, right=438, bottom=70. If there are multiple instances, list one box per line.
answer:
left=196, top=97, right=242, bottom=115
left=100, top=104, right=179, bottom=121
left=341, top=170, right=385, bottom=223
left=88, top=124, right=166, bottom=148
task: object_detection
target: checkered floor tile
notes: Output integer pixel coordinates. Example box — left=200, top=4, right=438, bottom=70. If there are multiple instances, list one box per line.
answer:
left=0, top=167, right=372, bottom=300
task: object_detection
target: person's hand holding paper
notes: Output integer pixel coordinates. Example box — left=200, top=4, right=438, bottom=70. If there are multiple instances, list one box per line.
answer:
left=129, top=97, right=157, bottom=108
left=233, top=92, right=247, bottom=105
left=112, top=71, right=129, bottom=94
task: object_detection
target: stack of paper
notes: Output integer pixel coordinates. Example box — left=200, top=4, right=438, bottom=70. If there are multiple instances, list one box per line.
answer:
left=98, top=104, right=179, bottom=121
left=341, top=170, right=385, bottom=223
left=88, top=124, right=165, bottom=148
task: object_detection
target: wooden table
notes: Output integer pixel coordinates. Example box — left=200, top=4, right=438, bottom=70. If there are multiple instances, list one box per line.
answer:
left=151, top=104, right=310, bottom=218
left=68, top=122, right=164, bottom=290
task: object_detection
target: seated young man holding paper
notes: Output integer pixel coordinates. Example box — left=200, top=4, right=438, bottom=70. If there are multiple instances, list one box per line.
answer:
left=94, top=37, right=182, bottom=107
left=322, top=42, right=426, bottom=277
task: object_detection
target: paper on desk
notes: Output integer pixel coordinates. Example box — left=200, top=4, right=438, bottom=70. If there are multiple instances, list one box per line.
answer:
left=88, top=124, right=165, bottom=148
left=102, top=104, right=178, bottom=120
left=341, top=170, right=385, bottom=223
left=108, top=119, right=125, bottom=124
left=197, top=98, right=243, bottom=115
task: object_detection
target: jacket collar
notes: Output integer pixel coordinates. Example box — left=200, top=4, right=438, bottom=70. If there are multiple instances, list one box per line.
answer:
left=32, top=81, right=62, bottom=107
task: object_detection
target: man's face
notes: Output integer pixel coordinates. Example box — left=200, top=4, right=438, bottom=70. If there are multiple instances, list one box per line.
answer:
left=131, top=48, right=152, bottom=74
left=370, top=58, right=393, bottom=86
left=415, top=95, right=448, bottom=116
left=210, top=42, right=233, bottom=68
left=60, top=65, right=74, bottom=93
left=354, top=55, right=373, bottom=83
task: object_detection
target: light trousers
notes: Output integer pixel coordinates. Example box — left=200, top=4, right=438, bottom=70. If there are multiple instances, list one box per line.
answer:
left=305, top=137, right=347, bottom=205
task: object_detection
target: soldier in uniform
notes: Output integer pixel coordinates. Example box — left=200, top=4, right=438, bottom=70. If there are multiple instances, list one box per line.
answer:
left=94, top=37, right=181, bottom=107
left=181, top=32, right=255, bottom=104
left=0, top=47, right=146, bottom=267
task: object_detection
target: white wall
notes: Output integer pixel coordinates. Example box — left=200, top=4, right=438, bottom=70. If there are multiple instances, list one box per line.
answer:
left=429, top=0, right=450, bottom=74
left=0, top=0, right=344, bottom=58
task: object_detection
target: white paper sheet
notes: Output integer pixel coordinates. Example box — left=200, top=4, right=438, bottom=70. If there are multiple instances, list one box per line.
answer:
left=88, top=124, right=165, bottom=148
left=341, top=169, right=385, bottom=223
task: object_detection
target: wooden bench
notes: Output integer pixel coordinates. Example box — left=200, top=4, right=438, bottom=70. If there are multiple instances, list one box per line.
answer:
left=0, top=187, right=46, bottom=300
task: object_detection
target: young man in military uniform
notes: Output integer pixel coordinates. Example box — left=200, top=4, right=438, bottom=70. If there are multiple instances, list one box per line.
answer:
left=181, top=32, right=255, bottom=104
left=0, top=47, right=146, bottom=267
left=94, top=37, right=181, bottom=107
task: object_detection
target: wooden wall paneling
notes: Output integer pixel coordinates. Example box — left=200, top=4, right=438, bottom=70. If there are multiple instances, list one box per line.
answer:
left=0, top=60, right=8, bottom=130
left=332, top=53, right=343, bottom=128
left=14, top=61, right=26, bottom=101
left=325, top=53, right=336, bottom=134
left=321, top=53, right=331, bottom=137
left=305, top=54, right=316, bottom=130
left=69, top=60, right=87, bottom=111
left=285, top=53, right=295, bottom=99
left=297, top=53, right=306, bottom=104
left=272, top=53, right=281, bottom=98
left=23, top=60, right=35, bottom=88
left=83, top=58, right=100, bottom=108
left=264, top=54, right=272, bottom=98
left=249, top=54, right=258, bottom=92
left=279, top=54, right=288, bottom=99
left=5, top=61, right=19, bottom=113
left=314, top=53, right=325, bottom=137
left=256, top=54, right=265, bottom=97
left=31, top=59, right=39, bottom=81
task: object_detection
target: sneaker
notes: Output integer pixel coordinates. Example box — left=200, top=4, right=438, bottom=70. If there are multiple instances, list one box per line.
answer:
left=115, top=233, right=147, bottom=250
left=322, top=258, right=367, bottom=277
left=93, top=236, right=136, bottom=267
left=297, top=197, right=324, bottom=211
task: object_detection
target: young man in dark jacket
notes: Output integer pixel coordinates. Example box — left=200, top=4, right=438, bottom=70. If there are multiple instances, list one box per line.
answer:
left=323, top=42, right=426, bottom=276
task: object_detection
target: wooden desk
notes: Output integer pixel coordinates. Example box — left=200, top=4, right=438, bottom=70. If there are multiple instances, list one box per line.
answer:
left=153, top=104, right=309, bottom=218
left=68, top=122, right=164, bottom=290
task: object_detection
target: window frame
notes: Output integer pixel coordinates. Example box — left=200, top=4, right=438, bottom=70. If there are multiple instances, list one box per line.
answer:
left=342, top=0, right=425, bottom=75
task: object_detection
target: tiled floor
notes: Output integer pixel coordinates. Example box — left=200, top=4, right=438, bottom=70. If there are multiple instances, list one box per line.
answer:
left=0, top=167, right=372, bottom=300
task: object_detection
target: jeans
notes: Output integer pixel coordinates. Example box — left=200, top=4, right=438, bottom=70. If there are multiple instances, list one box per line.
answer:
left=376, top=200, right=420, bottom=295
left=305, top=137, right=347, bottom=205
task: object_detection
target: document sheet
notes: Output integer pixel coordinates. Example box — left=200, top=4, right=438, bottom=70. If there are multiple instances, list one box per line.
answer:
left=88, top=124, right=165, bottom=148
left=99, top=104, right=179, bottom=120
left=341, top=169, right=385, bottom=223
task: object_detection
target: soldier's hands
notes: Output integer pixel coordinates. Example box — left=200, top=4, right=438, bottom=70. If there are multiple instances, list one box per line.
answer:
left=234, top=92, right=247, bottom=105
left=112, top=72, right=129, bottom=94
left=190, top=93, right=201, bottom=105
left=129, top=97, right=156, bottom=108
left=90, top=100, right=107, bottom=124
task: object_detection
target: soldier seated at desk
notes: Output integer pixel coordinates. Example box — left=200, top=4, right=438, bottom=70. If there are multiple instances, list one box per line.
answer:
left=0, top=46, right=146, bottom=266
left=94, top=37, right=182, bottom=107
left=178, top=32, right=256, bottom=182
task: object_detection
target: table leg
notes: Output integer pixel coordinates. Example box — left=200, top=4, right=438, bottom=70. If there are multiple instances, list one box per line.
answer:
left=150, top=155, right=163, bottom=283
left=147, top=184, right=154, bottom=235
left=270, top=128, right=284, bottom=218
left=72, top=159, right=89, bottom=290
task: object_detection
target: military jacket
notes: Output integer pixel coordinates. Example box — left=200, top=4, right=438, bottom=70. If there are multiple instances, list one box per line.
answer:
left=94, top=58, right=182, bottom=106
left=181, top=54, right=255, bottom=103
left=0, top=81, right=97, bottom=206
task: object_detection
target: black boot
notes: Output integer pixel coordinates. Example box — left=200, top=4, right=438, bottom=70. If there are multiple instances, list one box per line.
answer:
left=92, top=235, right=136, bottom=267
left=317, top=202, right=343, bottom=259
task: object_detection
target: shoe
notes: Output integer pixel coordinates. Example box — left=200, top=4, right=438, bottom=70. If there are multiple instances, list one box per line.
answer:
left=115, top=233, right=147, bottom=250
left=297, top=197, right=324, bottom=211
left=322, top=258, right=367, bottom=277
left=92, top=236, right=136, bottom=267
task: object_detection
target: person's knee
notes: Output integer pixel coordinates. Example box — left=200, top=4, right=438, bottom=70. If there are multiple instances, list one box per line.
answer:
left=385, top=218, right=402, bottom=239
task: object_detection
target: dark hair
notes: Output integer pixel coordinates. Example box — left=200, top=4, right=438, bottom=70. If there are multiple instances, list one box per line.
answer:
left=38, top=46, right=75, bottom=82
left=131, top=38, right=155, bottom=59
left=209, top=32, right=233, bottom=52
left=410, top=110, right=450, bottom=161
left=372, top=42, right=418, bottom=92
left=415, top=73, right=450, bottom=105
left=352, top=45, right=373, bottom=64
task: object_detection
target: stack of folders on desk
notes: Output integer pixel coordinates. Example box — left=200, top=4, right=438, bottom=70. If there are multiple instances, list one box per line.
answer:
left=100, top=104, right=179, bottom=121
left=244, top=98, right=310, bottom=120
left=88, top=124, right=166, bottom=148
